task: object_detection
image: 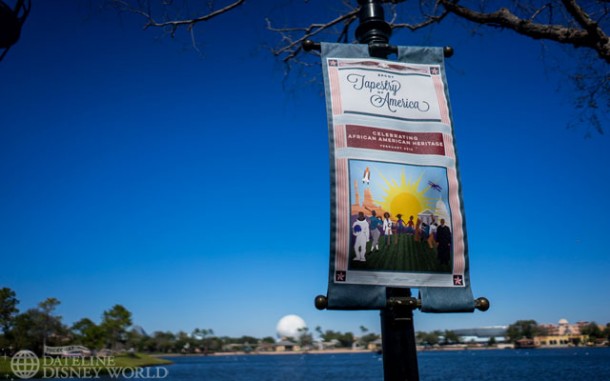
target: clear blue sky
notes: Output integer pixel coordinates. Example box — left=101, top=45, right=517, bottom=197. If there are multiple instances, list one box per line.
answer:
left=1, top=1, right=609, bottom=339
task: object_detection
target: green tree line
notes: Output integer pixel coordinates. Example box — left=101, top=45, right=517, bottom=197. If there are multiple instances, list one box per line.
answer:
left=8, top=286, right=606, bottom=355
left=0, top=287, right=135, bottom=355
left=0, top=287, right=380, bottom=355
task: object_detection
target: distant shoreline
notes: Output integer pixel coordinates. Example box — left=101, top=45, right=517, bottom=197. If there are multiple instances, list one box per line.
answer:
left=158, top=349, right=373, bottom=357
left=156, top=347, right=494, bottom=358
left=155, top=345, right=609, bottom=358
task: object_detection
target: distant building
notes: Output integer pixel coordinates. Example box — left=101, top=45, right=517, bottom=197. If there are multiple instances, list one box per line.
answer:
left=514, top=338, right=536, bottom=349
left=539, top=318, right=581, bottom=336
left=535, top=319, right=589, bottom=347
left=453, top=326, right=508, bottom=345
left=313, top=339, right=341, bottom=351
left=274, top=340, right=300, bottom=352
left=255, top=342, right=275, bottom=352
left=367, top=338, right=382, bottom=352
left=130, top=325, right=148, bottom=337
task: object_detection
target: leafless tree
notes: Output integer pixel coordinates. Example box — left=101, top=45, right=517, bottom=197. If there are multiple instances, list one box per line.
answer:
left=106, top=0, right=245, bottom=51
left=264, top=0, right=610, bottom=135
left=102, top=1, right=610, bottom=133
left=0, top=0, right=31, bottom=61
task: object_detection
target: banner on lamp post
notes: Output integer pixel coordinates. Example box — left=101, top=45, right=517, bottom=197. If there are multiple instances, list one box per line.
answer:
left=321, top=43, right=474, bottom=311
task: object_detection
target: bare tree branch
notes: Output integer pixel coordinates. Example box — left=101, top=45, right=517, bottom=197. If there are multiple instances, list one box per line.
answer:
left=0, top=0, right=31, bottom=62
left=266, top=7, right=360, bottom=62
left=14, top=0, right=31, bottom=21
left=561, top=0, right=610, bottom=59
left=104, top=0, right=609, bottom=134
left=529, top=3, right=553, bottom=23
left=439, top=0, right=610, bottom=63
left=108, top=0, right=245, bottom=37
left=144, top=0, right=244, bottom=29
left=390, top=9, right=449, bottom=31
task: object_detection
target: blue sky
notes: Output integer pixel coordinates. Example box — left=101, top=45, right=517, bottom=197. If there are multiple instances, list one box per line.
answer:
left=1, top=1, right=609, bottom=339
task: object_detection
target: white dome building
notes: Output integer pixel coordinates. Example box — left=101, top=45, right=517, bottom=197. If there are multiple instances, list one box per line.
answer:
left=276, top=315, right=307, bottom=340
left=434, top=199, right=450, bottom=225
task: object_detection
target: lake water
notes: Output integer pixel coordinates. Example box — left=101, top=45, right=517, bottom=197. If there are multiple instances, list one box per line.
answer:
left=147, top=347, right=610, bottom=381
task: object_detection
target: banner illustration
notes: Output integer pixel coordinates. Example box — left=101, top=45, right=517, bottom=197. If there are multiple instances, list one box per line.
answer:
left=347, top=159, right=452, bottom=274
left=322, top=44, right=474, bottom=310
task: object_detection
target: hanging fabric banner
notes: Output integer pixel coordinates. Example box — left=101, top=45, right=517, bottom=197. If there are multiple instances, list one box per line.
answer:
left=321, top=43, right=474, bottom=311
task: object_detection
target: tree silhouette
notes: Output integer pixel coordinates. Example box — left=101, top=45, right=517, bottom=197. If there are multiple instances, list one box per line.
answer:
left=111, top=0, right=608, bottom=134
left=0, top=0, right=31, bottom=61
left=0, top=287, right=19, bottom=335
left=38, top=297, right=61, bottom=350
left=192, top=328, right=215, bottom=353
left=4, top=0, right=607, bottom=131
left=101, top=304, right=132, bottom=349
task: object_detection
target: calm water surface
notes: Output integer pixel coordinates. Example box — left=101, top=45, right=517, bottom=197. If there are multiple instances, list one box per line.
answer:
left=143, top=348, right=610, bottom=381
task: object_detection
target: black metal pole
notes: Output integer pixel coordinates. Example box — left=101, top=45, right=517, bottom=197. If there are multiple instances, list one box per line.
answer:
left=354, top=2, right=420, bottom=380
left=382, top=289, right=419, bottom=381
left=356, top=0, right=392, bottom=48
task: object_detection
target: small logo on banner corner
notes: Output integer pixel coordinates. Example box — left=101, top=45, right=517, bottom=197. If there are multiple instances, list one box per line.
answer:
left=335, top=271, right=346, bottom=282
left=430, top=66, right=440, bottom=75
left=453, top=275, right=463, bottom=286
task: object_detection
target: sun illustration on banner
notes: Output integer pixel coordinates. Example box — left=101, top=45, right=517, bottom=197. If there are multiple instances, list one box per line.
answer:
left=349, top=159, right=449, bottom=223
left=377, top=171, right=433, bottom=220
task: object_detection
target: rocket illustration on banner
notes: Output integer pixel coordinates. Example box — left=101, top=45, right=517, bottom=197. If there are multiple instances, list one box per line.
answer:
left=362, top=167, right=370, bottom=184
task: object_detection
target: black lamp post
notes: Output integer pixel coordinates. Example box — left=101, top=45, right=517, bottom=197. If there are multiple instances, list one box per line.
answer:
left=353, top=2, right=421, bottom=380
left=355, top=0, right=393, bottom=55
left=310, top=1, right=487, bottom=380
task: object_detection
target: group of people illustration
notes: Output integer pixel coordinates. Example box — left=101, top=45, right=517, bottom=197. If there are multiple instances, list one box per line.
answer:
left=351, top=209, right=452, bottom=265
